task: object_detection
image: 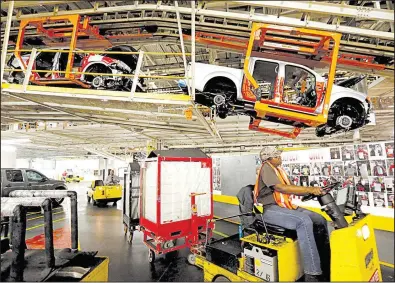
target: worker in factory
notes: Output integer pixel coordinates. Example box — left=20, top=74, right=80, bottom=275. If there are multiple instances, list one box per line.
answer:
left=254, top=146, right=330, bottom=282
left=105, top=169, right=120, bottom=185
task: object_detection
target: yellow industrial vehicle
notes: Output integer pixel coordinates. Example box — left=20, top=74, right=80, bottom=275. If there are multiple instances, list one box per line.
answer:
left=65, top=174, right=84, bottom=183
left=87, top=180, right=122, bottom=207
left=191, top=182, right=382, bottom=282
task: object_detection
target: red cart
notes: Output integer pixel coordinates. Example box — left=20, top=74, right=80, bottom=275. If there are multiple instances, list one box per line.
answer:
left=139, top=149, right=214, bottom=263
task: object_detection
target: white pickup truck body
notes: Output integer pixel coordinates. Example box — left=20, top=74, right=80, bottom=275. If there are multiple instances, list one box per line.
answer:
left=186, top=58, right=372, bottom=136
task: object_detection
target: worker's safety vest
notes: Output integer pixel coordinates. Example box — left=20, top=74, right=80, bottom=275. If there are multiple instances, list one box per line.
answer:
left=254, top=162, right=297, bottom=210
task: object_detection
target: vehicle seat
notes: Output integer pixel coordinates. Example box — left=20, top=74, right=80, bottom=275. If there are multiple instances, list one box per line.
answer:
left=237, top=185, right=297, bottom=240
left=253, top=219, right=297, bottom=240
left=94, top=180, right=104, bottom=187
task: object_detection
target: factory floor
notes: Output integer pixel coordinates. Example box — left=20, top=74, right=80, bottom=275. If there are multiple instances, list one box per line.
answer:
left=23, top=181, right=394, bottom=282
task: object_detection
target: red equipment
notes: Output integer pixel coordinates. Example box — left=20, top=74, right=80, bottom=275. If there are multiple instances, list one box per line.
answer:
left=139, top=150, right=214, bottom=263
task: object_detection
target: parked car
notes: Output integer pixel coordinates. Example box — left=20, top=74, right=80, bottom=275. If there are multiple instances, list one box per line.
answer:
left=1, top=168, right=68, bottom=206
left=64, top=174, right=84, bottom=183
left=7, top=45, right=146, bottom=91
left=182, top=59, right=373, bottom=136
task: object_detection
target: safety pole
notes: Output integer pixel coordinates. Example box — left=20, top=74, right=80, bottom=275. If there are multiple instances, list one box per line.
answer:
left=0, top=0, right=14, bottom=82
left=175, top=1, right=191, bottom=96
left=23, top=48, right=37, bottom=92
left=130, top=50, right=144, bottom=100
left=191, top=0, right=196, bottom=101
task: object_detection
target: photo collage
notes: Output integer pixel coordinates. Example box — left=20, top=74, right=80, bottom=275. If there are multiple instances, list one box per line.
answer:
left=282, top=141, right=394, bottom=209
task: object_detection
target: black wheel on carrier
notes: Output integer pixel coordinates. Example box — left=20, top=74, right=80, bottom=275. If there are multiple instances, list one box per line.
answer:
left=214, top=276, right=231, bottom=282
left=148, top=249, right=155, bottom=264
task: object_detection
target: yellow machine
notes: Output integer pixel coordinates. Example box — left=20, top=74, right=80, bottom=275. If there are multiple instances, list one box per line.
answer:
left=87, top=180, right=122, bottom=207
left=65, top=174, right=84, bottom=183
left=192, top=183, right=382, bottom=282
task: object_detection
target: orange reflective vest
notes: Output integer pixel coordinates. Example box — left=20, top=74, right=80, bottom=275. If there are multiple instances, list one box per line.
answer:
left=254, top=162, right=298, bottom=210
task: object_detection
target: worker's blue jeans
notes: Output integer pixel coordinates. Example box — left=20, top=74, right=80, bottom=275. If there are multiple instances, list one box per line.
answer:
left=262, top=205, right=330, bottom=276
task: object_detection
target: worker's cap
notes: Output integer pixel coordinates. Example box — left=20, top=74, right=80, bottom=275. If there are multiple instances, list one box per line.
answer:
left=260, top=146, right=283, bottom=161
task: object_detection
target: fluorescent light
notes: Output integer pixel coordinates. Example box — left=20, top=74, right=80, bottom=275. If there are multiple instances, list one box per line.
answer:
left=1, top=139, right=31, bottom=145
left=2, top=145, right=16, bottom=152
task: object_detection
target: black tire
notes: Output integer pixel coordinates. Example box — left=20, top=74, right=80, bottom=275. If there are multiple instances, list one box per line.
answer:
left=84, top=64, right=112, bottom=89
left=93, top=200, right=97, bottom=206
left=203, top=77, right=237, bottom=118
left=327, top=99, right=365, bottom=129
left=213, top=276, right=230, bottom=282
left=148, top=249, right=155, bottom=264
left=51, top=187, right=66, bottom=206
left=87, top=196, right=91, bottom=203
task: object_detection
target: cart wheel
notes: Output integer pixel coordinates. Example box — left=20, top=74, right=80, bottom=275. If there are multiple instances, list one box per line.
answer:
left=128, top=232, right=134, bottom=244
left=148, top=249, right=155, bottom=264
left=93, top=200, right=97, bottom=206
left=214, top=276, right=230, bottom=282
left=87, top=196, right=91, bottom=203
left=187, top=253, right=196, bottom=265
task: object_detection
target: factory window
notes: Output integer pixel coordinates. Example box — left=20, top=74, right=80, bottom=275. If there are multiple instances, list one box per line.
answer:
left=5, top=170, right=24, bottom=182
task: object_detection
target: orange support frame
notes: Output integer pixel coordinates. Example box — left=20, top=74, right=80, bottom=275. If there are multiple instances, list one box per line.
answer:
left=243, top=23, right=342, bottom=139
left=14, top=15, right=111, bottom=86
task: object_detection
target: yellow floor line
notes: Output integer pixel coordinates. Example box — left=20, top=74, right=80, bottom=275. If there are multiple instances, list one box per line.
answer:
left=26, top=218, right=66, bottom=231
left=27, top=211, right=65, bottom=221
left=26, top=206, right=63, bottom=216
left=212, top=230, right=229, bottom=238
left=380, top=261, right=395, bottom=268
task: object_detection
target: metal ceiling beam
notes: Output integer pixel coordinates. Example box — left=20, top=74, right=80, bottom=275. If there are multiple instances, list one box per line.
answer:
left=1, top=3, right=393, bottom=40
left=228, top=1, right=394, bottom=22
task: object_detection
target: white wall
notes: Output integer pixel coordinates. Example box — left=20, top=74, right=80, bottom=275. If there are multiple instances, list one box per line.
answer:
left=56, top=158, right=101, bottom=181
left=16, top=158, right=30, bottom=168
left=1, top=146, right=17, bottom=168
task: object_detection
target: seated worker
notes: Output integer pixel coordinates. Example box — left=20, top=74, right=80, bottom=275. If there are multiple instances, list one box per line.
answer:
left=255, top=146, right=330, bottom=282
left=104, top=169, right=120, bottom=185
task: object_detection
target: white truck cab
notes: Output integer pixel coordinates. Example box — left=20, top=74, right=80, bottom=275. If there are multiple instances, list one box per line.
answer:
left=185, top=58, right=372, bottom=136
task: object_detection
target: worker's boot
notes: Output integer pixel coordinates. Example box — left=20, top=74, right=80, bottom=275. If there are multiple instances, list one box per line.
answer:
left=304, top=274, right=323, bottom=282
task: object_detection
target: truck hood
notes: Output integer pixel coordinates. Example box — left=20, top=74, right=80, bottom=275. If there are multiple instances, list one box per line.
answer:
left=330, top=84, right=368, bottom=102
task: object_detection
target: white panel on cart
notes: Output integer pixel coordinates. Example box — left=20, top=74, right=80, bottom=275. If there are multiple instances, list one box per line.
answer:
left=144, top=162, right=157, bottom=223
left=160, top=161, right=211, bottom=224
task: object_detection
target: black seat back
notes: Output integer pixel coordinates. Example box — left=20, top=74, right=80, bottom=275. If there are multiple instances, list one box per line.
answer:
left=95, top=180, right=104, bottom=187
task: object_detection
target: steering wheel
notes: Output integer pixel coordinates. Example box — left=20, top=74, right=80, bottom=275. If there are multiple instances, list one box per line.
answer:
left=301, top=182, right=341, bottom=202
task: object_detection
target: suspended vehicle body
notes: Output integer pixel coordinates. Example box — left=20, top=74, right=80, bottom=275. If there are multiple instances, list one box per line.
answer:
left=7, top=45, right=145, bottom=91
left=8, top=15, right=145, bottom=91
left=185, top=24, right=375, bottom=138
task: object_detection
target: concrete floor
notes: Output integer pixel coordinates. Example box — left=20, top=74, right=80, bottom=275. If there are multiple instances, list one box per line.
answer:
left=22, top=181, right=394, bottom=282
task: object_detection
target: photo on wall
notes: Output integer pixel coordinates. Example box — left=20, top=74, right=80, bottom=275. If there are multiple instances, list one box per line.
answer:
left=356, top=161, right=371, bottom=177
left=291, top=164, right=301, bottom=175
left=357, top=192, right=370, bottom=206
left=291, top=175, right=300, bottom=186
left=387, top=194, right=394, bottom=209
left=369, top=143, right=385, bottom=159
left=330, top=147, right=341, bottom=160
left=300, top=176, right=309, bottom=187
left=344, top=161, right=357, bottom=177
left=355, top=176, right=370, bottom=192
left=369, top=177, right=385, bottom=192
left=372, top=192, right=386, bottom=208
left=385, top=142, right=394, bottom=158
left=300, top=164, right=310, bottom=176
left=319, top=176, right=329, bottom=187
left=311, top=163, right=322, bottom=176
left=387, top=159, right=394, bottom=176
left=384, top=178, right=394, bottom=193
left=355, top=144, right=369, bottom=160
left=331, top=162, right=344, bottom=176
left=282, top=164, right=291, bottom=176
left=370, top=160, right=387, bottom=177
left=322, top=163, right=331, bottom=176
left=309, top=176, right=320, bottom=187
left=341, top=145, right=355, bottom=161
